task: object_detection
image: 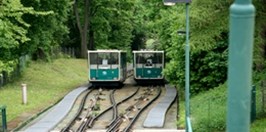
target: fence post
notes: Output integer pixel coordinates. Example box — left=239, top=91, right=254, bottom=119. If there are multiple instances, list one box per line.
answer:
left=0, top=73, right=3, bottom=88
left=21, top=84, right=27, bottom=104
left=71, top=48, right=75, bottom=58
left=262, top=80, right=266, bottom=114
left=2, top=71, right=8, bottom=85
left=0, top=105, right=7, bottom=132
left=19, top=55, right=26, bottom=72
left=251, top=85, right=256, bottom=122
left=64, top=47, right=67, bottom=56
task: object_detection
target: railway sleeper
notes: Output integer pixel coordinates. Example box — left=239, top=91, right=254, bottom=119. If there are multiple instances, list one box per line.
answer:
left=98, top=95, right=106, bottom=100
left=122, top=114, right=129, bottom=121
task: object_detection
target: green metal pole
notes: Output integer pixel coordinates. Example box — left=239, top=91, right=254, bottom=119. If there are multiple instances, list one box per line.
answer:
left=226, top=0, right=255, bottom=131
left=185, top=3, right=190, bottom=132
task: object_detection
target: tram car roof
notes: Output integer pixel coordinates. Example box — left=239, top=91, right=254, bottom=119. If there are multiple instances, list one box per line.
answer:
left=88, top=49, right=126, bottom=53
left=133, top=50, right=164, bottom=53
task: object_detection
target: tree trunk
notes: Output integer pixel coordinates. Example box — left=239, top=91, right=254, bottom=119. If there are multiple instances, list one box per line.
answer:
left=89, top=29, right=94, bottom=50
left=74, top=0, right=89, bottom=58
left=81, top=30, right=88, bottom=58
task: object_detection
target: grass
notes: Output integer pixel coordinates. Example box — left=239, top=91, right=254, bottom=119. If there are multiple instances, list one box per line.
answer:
left=177, top=82, right=266, bottom=131
left=177, top=101, right=185, bottom=129
left=190, top=84, right=227, bottom=131
left=0, top=58, right=88, bottom=122
left=251, top=118, right=266, bottom=132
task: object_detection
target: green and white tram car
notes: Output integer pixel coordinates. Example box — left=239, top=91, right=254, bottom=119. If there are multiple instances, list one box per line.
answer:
left=88, top=50, right=127, bottom=87
left=133, top=50, right=165, bottom=84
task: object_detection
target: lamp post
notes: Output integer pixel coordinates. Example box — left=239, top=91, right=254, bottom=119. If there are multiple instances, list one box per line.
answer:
left=227, top=0, right=255, bottom=131
left=163, top=0, right=191, bottom=131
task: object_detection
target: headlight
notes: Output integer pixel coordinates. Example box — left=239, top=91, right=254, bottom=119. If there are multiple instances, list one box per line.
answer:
left=102, top=71, right=107, bottom=75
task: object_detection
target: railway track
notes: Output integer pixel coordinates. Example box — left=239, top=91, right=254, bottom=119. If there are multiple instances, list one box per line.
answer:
left=61, top=88, right=101, bottom=132
left=106, top=86, right=161, bottom=132
left=59, top=85, right=162, bottom=132
left=88, top=87, right=139, bottom=128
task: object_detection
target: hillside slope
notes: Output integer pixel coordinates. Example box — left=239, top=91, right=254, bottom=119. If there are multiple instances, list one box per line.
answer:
left=0, top=58, right=88, bottom=130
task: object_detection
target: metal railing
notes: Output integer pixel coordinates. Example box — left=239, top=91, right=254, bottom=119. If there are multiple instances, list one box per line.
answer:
left=0, top=47, right=80, bottom=88
left=261, top=80, right=266, bottom=114
left=0, top=55, right=30, bottom=88
left=51, top=47, right=79, bottom=59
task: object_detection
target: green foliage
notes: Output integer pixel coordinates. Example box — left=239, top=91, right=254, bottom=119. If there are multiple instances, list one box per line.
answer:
left=253, top=0, right=266, bottom=71
left=0, top=0, right=36, bottom=72
left=189, top=0, right=232, bottom=51
left=21, top=0, right=71, bottom=61
left=190, top=40, right=228, bottom=93
left=164, top=34, right=228, bottom=93
left=90, top=0, right=134, bottom=51
left=160, top=0, right=266, bottom=94
left=155, top=0, right=232, bottom=94
left=65, top=0, right=137, bottom=58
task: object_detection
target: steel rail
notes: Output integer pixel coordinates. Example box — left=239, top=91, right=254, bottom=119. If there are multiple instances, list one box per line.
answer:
left=106, top=117, right=123, bottom=132
left=107, top=87, right=149, bottom=132
left=77, top=116, right=93, bottom=132
left=76, top=103, right=94, bottom=132
left=107, top=90, right=118, bottom=128
left=76, top=89, right=102, bottom=132
left=61, top=88, right=94, bottom=132
left=122, top=86, right=162, bottom=132
left=88, top=87, right=140, bottom=128
left=108, top=86, right=157, bottom=132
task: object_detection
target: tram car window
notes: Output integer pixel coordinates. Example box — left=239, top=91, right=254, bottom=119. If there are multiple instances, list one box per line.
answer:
left=88, top=50, right=127, bottom=87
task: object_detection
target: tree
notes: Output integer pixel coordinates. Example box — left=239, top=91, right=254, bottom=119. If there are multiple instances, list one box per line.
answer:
left=0, top=0, right=39, bottom=72
left=21, top=0, right=70, bottom=60
left=149, top=0, right=232, bottom=93
left=74, top=0, right=89, bottom=58
left=153, top=0, right=266, bottom=93
left=71, top=0, right=135, bottom=57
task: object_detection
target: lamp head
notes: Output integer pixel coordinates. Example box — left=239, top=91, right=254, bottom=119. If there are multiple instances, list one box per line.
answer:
left=163, top=0, right=191, bottom=6
left=164, top=2, right=176, bottom=6
left=163, top=0, right=177, bottom=6
left=177, top=30, right=186, bottom=35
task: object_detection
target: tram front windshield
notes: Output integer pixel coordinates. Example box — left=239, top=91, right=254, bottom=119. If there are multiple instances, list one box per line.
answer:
left=136, top=53, right=162, bottom=65
left=90, top=52, right=118, bottom=65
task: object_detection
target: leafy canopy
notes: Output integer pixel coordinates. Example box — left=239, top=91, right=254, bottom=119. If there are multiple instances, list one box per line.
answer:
left=0, top=0, right=50, bottom=72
